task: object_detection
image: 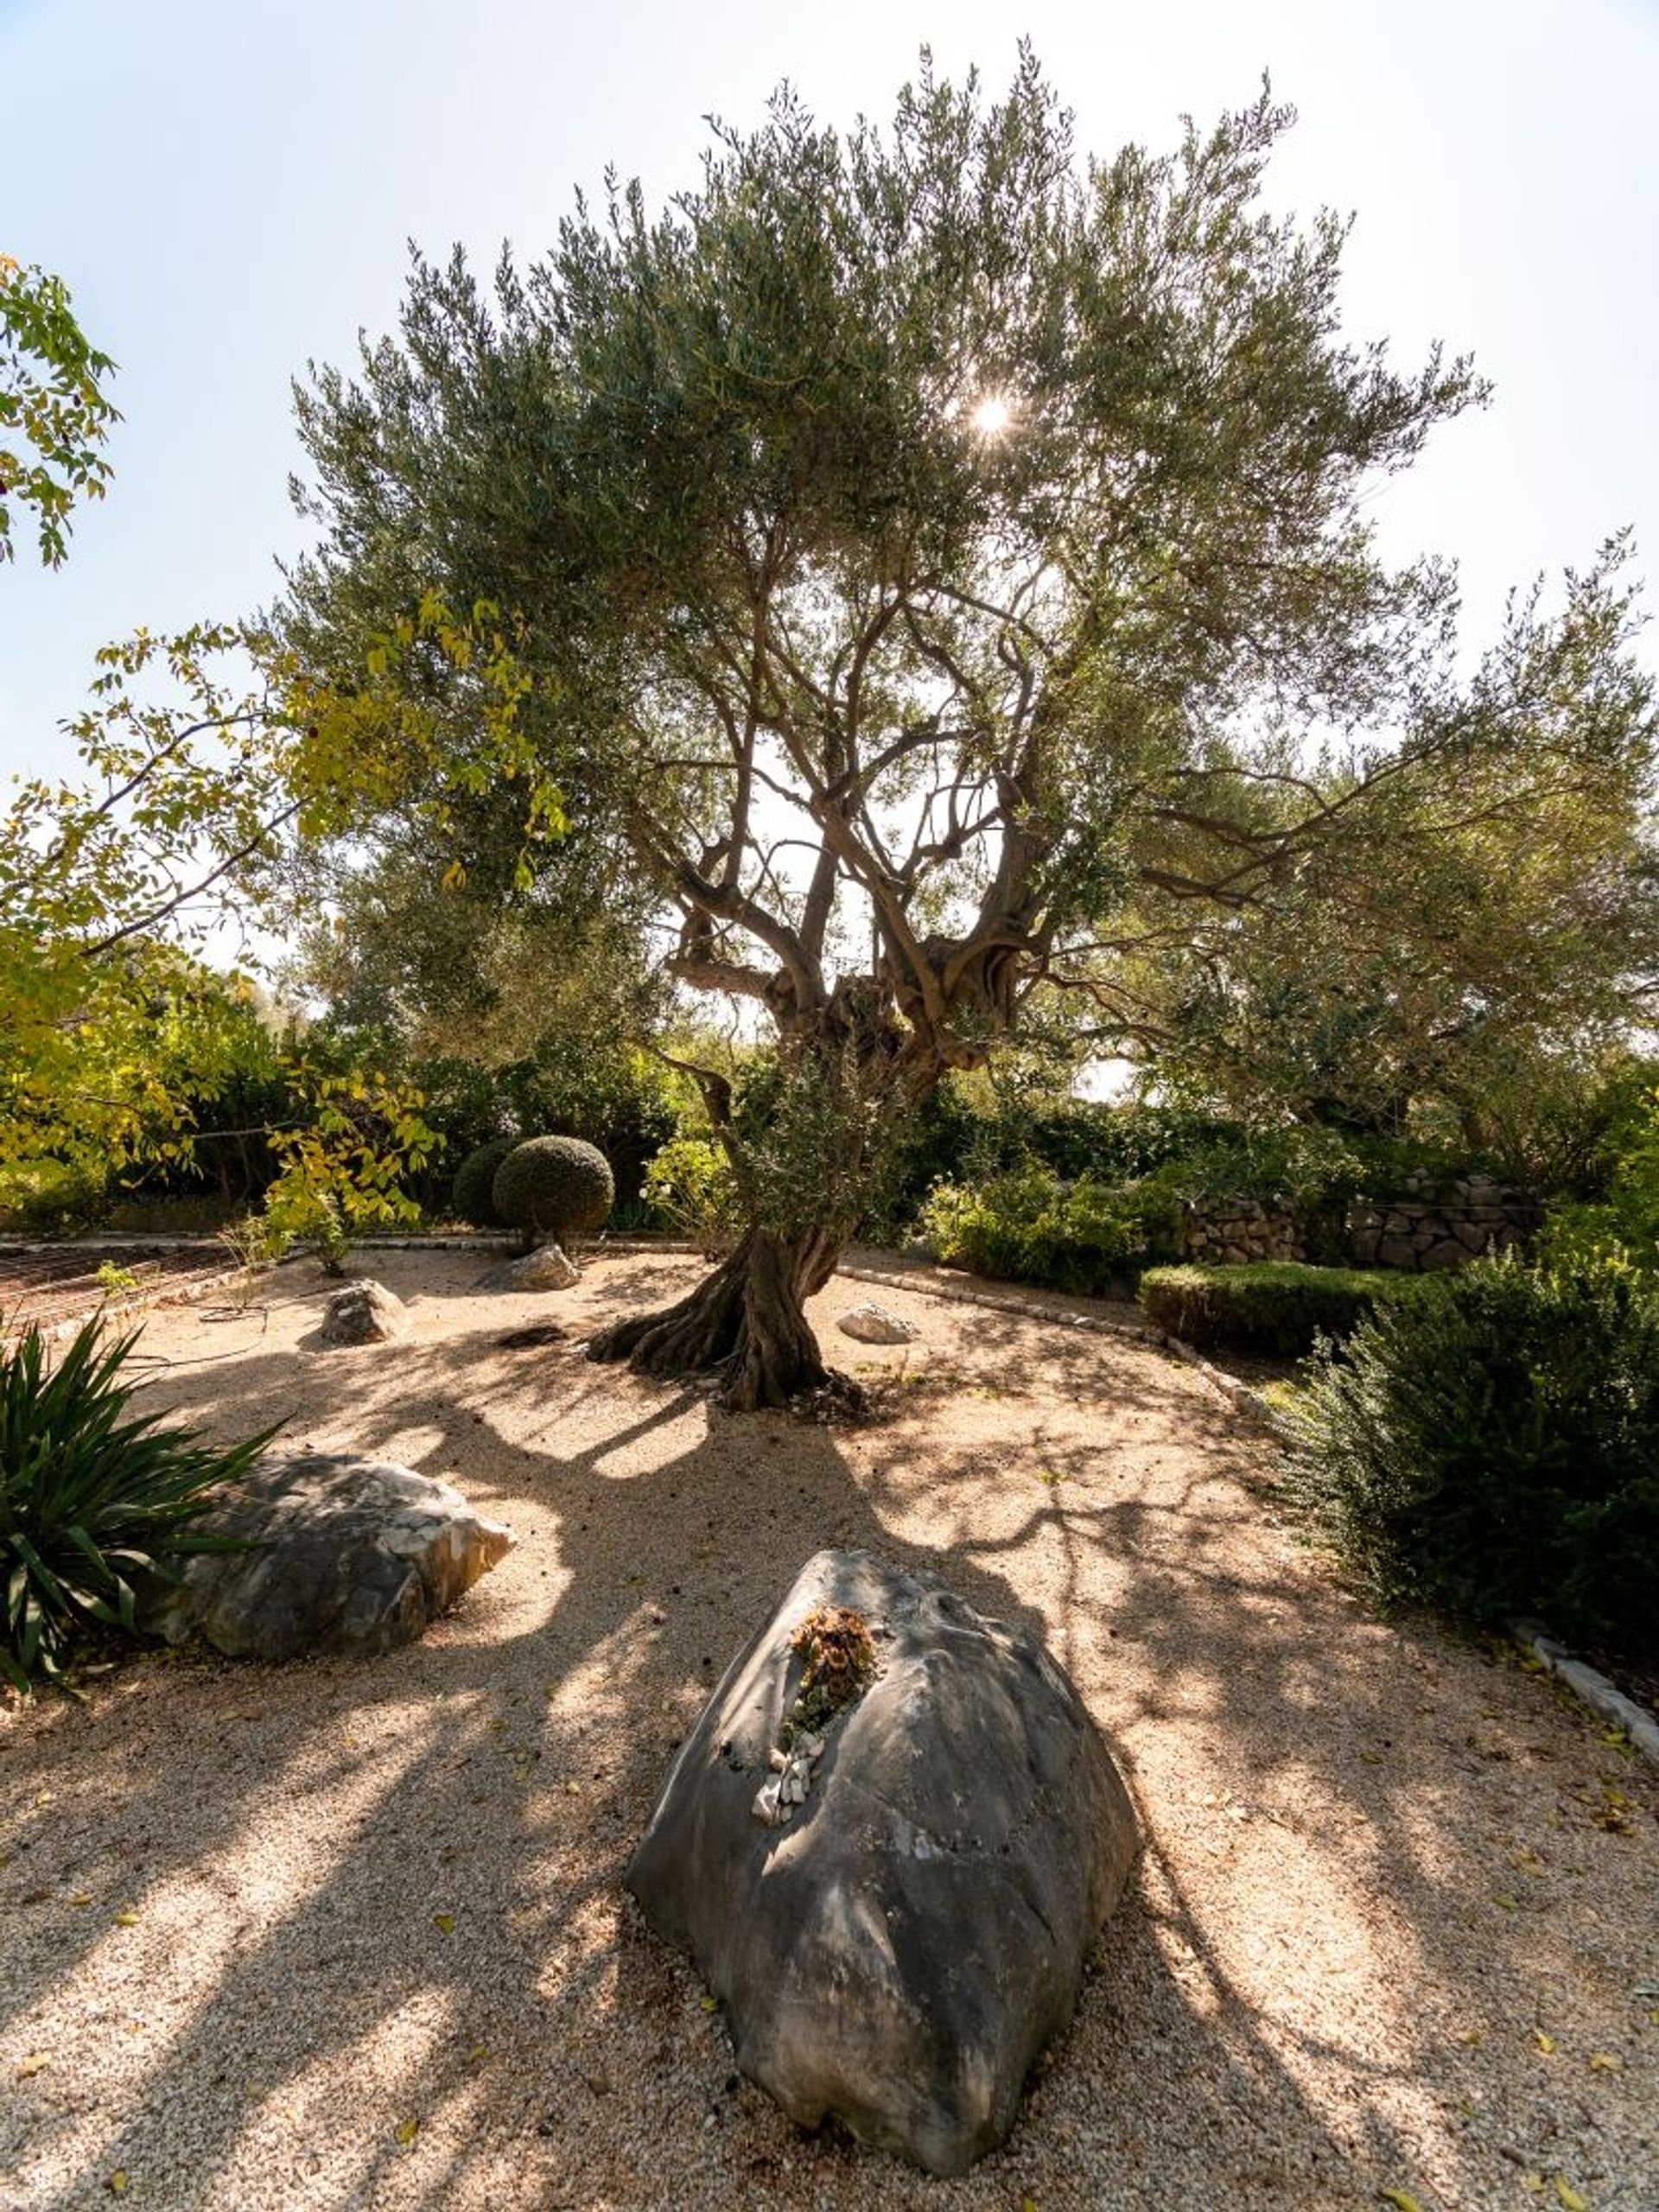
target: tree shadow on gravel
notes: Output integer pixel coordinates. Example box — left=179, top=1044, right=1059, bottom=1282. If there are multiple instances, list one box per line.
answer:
left=2, top=1255, right=1652, bottom=2210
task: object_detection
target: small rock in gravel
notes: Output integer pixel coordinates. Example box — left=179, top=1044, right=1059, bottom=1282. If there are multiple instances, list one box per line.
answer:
left=476, top=1244, right=580, bottom=1293
left=836, top=1303, right=918, bottom=1344
left=317, top=1280, right=407, bottom=1345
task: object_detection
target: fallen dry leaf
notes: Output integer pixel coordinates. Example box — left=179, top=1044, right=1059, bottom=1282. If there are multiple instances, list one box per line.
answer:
left=432, top=1913, right=455, bottom=1935
left=1379, top=2189, right=1427, bottom=2212
left=395, top=2117, right=419, bottom=2145
left=1586, top=2051, right=1621, bottom=2071
left=15, top=2053, right=49, bottom=2080
left=1533, top=2030, right=1556, bottom=2054
left=1552, top=2179, right=1586, bottom=2212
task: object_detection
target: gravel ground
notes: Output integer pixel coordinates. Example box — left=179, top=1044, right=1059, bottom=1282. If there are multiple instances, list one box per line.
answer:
left=2, top=1249, right=1656, bottom=2212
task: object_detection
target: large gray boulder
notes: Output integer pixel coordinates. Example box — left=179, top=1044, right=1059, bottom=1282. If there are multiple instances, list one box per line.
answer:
left=139, top=1456, right=514, bottom=1661
left=626, top=1549, right=1137, bottom=2176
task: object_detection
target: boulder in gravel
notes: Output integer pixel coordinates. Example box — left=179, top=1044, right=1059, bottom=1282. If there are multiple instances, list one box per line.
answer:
left=835, top=1302, right=918, bottom=1344
left=138, top=1456, right=514, bottom=1661
left=626, top=1548, right=1137, bottom=2176
left=318, top=1280, right=407, bottom=1345
left=475, top=1243, right=579, bottom=1293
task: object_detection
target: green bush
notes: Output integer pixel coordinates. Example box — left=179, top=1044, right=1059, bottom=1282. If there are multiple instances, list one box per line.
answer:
left=1534, top=1077, right=1659, bottom=1275
left=871, top=1084, right=1245, bottom=1234
left=1, top=1314, right=276, bottom=1688
left=493, top=1135, right=614, bottom=1244
left=1004, top=1099, right=1242, bottom=1184
left=491, top=1044, right=685, bottom=1212
left=449, top=1137, right=521, bottom=1230
left=1138, top=1261, right=1410, bottom=1357
left=1285, top=1255, right=1659, bottom=1656
left=642, top=1136, right=741, bottom=1255
left=913, top=1166, right=1179, bottom=1295
left=106, top=1192, right=240, bottom=1235
left=0, top=1159, right=111, bottom=1238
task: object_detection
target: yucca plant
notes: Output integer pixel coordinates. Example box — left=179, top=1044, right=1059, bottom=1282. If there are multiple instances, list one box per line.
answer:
left=0, top=1313, right=278, bottom=1689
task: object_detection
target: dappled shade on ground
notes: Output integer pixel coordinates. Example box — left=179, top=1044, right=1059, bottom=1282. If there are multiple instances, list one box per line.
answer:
left=1, top=1251, right=1654, bottom=2210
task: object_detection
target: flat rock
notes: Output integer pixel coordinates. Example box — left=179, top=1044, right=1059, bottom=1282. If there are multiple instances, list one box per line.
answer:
left=626, top=1549, right=1138, bottom=2176
left=138, top=1455, right=515, bottom=1661
left=475, top=1243, right=579, bottom=1293
left=318, top=1280, right=407, bottom=1345
left=836, top=1302, right=918, bottom=1344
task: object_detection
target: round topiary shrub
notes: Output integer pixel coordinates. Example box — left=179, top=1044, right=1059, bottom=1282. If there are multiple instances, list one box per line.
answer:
left=449, top=1138, right=521, bottom=1230
left=493, top=1135, right=614, bottom=1245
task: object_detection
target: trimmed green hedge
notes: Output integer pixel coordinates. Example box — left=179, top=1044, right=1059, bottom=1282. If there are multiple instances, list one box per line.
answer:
left=1138, top=1262, right=1411, bottom=1358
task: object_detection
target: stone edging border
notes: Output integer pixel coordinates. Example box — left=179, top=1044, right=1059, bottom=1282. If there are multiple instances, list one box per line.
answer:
left=6, top=1234, right=708, bottom=1344
left=1515, top=1626, right=1659, bottom=1768
left=838, top=1260, right=1659, bottom=1771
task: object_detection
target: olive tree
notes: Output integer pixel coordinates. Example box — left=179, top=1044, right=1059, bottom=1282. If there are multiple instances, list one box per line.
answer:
left=1080, top=550, right=1659, bottom=1148
left=279, top=56, right=1514, bottom=1405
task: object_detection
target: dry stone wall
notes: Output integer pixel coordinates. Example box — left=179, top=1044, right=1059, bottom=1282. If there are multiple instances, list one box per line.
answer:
left=1348, top=1173, right=1541, bottom=1273
left=1179, top=1173, right=1540, bottom=1274
left=1179, top=1198, right=1306, bottom=1266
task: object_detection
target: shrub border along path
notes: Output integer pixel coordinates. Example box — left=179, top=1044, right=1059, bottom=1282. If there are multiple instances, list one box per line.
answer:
left=11, top=1230, right=1657, bottom=1766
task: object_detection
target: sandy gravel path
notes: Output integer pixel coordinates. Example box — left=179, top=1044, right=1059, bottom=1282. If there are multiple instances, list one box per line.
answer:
left=2, top=1249, right=1655, bottom=2212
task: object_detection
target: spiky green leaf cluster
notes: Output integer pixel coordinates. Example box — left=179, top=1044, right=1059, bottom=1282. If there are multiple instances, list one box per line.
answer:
left=1, top=1315, right=277, bottom=1688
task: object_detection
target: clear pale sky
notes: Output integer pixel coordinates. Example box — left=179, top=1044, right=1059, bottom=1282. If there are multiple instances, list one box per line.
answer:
left=3, top=0, right=1656, bottom=787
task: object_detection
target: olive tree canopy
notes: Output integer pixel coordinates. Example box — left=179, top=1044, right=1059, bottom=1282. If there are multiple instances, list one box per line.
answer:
left=277, top=55, right=1647, bottom=1404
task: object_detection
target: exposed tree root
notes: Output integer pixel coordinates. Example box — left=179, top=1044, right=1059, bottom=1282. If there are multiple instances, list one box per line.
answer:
left=588, top=1224, right=862, bottom=1412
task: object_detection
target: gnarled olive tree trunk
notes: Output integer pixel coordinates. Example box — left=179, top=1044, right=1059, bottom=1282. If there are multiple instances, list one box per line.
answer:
left=589, top=990, right=930, bottom=1409
left=588, top=1221, right=847, bottom=1411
